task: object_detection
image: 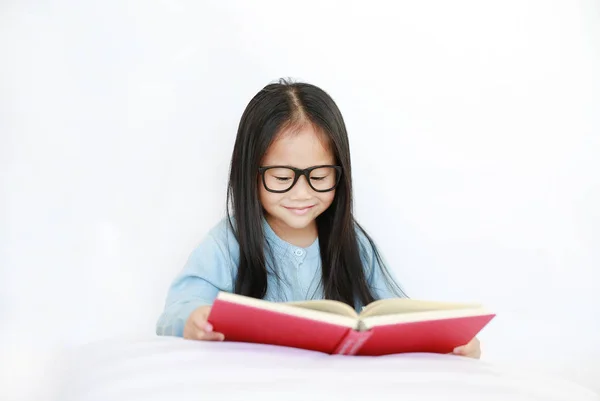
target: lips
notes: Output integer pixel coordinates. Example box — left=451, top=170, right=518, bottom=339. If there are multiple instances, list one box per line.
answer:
left=284, top=205, right=315, bottom=216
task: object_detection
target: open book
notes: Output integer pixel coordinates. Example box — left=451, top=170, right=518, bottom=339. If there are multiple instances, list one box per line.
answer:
left=207, top=292, right=495, bottom=356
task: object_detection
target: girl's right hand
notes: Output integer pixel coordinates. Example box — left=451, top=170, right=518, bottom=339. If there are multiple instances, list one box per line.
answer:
left=183, top=306, right=225, bottom=341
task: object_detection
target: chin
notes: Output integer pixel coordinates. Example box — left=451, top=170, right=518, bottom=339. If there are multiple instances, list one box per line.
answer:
left=279, top=217, right=314, bottom=230
left=273, top=211, right=319, bottom=230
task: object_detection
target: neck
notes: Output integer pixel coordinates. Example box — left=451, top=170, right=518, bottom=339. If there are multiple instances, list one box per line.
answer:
left=266, top=217, right=318, bottom=248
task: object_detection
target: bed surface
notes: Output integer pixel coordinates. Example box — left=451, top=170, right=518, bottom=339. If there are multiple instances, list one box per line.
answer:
left=55, top=336, right=599, bottom=401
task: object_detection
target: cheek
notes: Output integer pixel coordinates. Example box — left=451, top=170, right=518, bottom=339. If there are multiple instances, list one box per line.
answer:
left=319, top=191, right=336, bottom=207
left=259, top=186, right=283, bottom=210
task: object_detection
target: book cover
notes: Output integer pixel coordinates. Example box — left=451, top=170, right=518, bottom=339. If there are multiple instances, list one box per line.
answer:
left=208, top=292, right=495, bottom=356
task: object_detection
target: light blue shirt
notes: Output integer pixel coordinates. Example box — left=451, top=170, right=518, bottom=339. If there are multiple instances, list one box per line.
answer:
left=156, top=217, right=400, bottom=337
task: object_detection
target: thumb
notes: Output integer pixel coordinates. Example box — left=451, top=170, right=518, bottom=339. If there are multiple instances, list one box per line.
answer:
left=453, top=345, right=466, bottom=355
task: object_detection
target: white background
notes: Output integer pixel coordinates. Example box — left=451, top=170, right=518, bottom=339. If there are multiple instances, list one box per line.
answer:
left=1, top=1, right=599, bottom=400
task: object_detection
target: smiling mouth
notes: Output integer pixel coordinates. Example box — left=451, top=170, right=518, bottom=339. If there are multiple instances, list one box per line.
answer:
left=284, top=205, right=315, bottom=215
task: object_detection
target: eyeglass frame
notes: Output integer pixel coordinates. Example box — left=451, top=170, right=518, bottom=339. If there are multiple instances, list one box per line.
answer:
left=258, top=165, right=343, bottom=193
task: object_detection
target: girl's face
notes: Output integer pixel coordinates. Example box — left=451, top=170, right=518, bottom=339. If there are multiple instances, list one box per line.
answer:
left=259, top=124, right=336, bottom=240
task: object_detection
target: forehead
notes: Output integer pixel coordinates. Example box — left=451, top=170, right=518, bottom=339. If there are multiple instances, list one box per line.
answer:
left=261, top=124, right=335, bottom=168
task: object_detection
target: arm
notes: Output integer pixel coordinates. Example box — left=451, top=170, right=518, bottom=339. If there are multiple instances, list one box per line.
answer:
left=156, top=233, right=234, bottom=337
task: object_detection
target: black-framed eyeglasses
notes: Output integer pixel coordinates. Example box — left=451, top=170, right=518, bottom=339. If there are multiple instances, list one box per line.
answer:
left=258, top=165, right=342, bottom=193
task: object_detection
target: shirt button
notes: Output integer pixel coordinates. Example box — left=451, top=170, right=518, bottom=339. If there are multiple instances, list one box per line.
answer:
left=294, top=249, right=304, bottom=256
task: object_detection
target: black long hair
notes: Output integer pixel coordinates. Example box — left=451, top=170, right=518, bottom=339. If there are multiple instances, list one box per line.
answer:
left=226, top=78, right=404, bottom=307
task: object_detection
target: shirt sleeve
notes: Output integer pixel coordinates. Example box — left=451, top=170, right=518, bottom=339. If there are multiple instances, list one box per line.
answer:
left=156, top=233, right=235, bottom=337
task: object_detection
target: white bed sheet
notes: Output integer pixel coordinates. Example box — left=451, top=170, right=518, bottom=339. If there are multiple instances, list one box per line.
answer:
left=55, top=336, right=599, bottom=401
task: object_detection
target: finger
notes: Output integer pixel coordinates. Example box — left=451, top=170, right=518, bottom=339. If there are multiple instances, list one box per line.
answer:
left=466, top=338, right=481, bottom=358
left=453, top=344, right=481, bottom=358
left=191, top=313, right=209, bottom=326
left=194, top=321, right=213, bottom=332
left=191, top=314, right=213, bottom=331
left=184, top=321, right=210, bottom=340
left=472, top=343, right=482, bottom=359
left=197, top=330, right=225, bottom=341
left=453, top=345, right=466, bottom=355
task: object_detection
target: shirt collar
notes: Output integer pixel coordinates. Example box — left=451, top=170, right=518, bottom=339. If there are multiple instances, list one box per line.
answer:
left=262, top=217, right=320, bottom=260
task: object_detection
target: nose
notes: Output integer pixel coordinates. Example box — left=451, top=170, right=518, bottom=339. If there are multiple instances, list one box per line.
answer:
left=289, top=174, right=312, bottom=199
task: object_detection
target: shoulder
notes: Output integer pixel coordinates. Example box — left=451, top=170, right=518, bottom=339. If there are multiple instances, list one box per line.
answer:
left=189, top=216, right=240, bottom=263
left=206, top=216, right=238, bottom=244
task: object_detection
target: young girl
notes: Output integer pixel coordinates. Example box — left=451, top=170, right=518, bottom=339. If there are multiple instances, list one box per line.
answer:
left=156, top=79, right=481, bottom=358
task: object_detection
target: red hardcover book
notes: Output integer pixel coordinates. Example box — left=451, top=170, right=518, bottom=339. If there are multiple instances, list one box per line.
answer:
left=208, top=292, right=495, bottom=356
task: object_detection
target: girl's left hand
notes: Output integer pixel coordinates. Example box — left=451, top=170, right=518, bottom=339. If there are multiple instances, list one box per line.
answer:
left=452, top=337, right=481, bottom=359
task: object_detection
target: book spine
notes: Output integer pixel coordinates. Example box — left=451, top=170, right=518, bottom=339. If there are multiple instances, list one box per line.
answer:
left=332, top=329, right=373, bottom=355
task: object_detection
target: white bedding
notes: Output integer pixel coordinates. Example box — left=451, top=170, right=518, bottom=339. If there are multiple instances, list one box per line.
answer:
left=55, top=336, right=599, bottom=401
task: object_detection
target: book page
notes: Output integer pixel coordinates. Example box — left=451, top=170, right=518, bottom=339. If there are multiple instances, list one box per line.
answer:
left=359, top=298, right=482, bottom=318
left=216, top=292, right=358, bottom=327
left=286, top=300, right=358, bottom=318
left=361, top=307, right=492, bottom=329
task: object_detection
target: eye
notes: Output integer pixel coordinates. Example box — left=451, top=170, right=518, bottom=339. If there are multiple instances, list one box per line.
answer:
left=275, top=176, right=292, bottom=182
left=311, top=176, right=326, bottom=181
